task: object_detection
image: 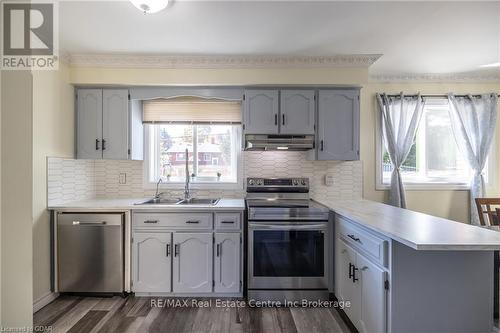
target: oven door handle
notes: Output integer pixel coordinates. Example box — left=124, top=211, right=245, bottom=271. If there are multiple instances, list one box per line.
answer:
left=248, top=223, right=327, bottom=230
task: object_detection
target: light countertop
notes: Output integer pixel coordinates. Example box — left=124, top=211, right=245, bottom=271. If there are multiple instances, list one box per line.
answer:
left=48, top=198, right=246, bottom=211
left=316, top=199, right=500, bottom=251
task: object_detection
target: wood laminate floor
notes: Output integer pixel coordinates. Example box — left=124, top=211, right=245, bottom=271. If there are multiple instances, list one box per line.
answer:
left=34, top=295, right=352, bottom=333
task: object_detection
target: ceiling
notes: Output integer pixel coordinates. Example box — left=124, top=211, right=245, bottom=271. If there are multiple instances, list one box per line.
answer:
left=59, top=1, right=500, bottom=75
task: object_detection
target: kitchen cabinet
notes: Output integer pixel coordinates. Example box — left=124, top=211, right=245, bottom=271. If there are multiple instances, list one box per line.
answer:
left=214, top=232, right=241, bottom=293
left=280, top=90, right=315, bottom=135
left=172, top=232, right=213, bottom=293
left=76, top=88, right=143, bottom=160
left=335, top=216, right=387, bottom=333
left=132, top=232, right=172, bottom=293
left=315, top=89, right=360, bottom=160
left=243, top=90, right=279, bottom=134
left=102, top=89, right=129, bottom=159
left=132, top=211, right=243, bottom=296
left=77, top=89, right=102, bottom=160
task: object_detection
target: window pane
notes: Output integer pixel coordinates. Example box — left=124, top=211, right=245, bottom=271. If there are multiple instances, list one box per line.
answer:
left=381, top=100, right=486, bottom=186
left=159, top=125, right=193, bottom=179
left=196, top=125, right=236, bottom=181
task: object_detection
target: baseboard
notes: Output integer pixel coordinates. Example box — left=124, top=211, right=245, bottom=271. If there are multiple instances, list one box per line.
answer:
left=33, top=292, right=59, bottom=313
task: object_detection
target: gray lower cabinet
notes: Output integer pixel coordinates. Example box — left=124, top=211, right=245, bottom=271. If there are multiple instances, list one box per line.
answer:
left=214, top=232, right=241, bottom=293
left=243, top=90, right=279, bottom=134
left=336, top=216, right=387, bottom=333
left=173, top=232, right=213, bottom=293
left=280, top=90, right=315, bottom=135
left=316, top=89, right=360, bottom=160
left=133, top=232, right=172, bottom=293
left=76, top=88, right=143, bottom=160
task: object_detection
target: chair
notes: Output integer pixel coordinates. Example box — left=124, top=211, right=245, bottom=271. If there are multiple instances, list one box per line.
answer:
left=475, top=198, right=500, bottom=226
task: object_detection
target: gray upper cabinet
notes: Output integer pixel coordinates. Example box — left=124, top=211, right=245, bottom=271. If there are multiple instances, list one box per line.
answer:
left=317, top=89, right=360, bottom=160
left=280, top=90, right=315, bottom=135
left=243, top=90, right=279, bottom=134
left=76, top=88, right=142, bottom=160
left=102, top=89, right=129, bottom=160
left=77, top=89, right=102, bottom=159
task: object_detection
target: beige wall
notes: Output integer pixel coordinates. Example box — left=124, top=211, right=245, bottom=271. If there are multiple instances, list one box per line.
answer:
left=32, top=63, right=74, bottom=303
left=1, top=71, right=33, bottom=327
left=69, top=66, right=500, bottom=223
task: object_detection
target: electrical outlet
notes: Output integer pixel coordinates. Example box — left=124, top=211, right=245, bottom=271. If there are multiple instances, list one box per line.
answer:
left=325, top=174, right=334, bottom=186
left=119, top=173, right=127, bottom=184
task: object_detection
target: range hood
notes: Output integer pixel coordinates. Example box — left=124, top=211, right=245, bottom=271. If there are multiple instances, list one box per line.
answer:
left=244, top=134, right=315, bottom=151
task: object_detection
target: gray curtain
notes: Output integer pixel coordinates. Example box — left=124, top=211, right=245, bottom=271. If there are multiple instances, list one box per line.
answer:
left=448, top=93, right=497, bottom=225
left=376, top=93, right=425, bottom=208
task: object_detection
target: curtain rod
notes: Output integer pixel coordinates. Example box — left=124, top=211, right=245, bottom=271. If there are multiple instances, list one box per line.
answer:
left=378, top=93, right=500, bottom=99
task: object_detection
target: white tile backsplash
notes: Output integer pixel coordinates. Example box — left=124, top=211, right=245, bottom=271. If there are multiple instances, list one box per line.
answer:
left=47, top=151, right=362, bottom=206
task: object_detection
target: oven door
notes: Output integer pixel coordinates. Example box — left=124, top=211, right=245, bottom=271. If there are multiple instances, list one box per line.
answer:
left=248, top=221, right=328, bottom=290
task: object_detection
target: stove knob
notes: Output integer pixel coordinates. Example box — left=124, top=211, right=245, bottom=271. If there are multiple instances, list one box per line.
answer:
left=249, top=179, right=255, bottom=186
left=293, top=179, right=299, bottom=186
left=301, top=179, right=307, bottom=185
left=257, top=179, right=263, bottom=186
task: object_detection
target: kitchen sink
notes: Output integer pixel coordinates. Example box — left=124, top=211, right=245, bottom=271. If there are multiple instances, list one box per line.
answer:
left=135, top=198, right=220, bottom=205
left=135, top=198, right=182, bottom=205
left=176, top=198, right=220, bottom=205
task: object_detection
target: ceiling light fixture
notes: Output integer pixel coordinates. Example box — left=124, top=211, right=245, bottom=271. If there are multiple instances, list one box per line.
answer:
left=130, top=0, right=168, bottom=14
left=480, top=62, right=500, bottom=68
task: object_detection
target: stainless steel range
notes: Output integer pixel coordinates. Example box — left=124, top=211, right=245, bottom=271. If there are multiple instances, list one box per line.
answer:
left=246, top=177, right=330, bottom=302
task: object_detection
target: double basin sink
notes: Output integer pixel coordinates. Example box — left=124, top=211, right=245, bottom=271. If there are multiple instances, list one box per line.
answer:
left=136, top=198, right=220, bottom=206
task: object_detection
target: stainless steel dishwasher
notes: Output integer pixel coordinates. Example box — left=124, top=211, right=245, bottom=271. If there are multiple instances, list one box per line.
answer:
left=57, top=213, right=124, bottom=293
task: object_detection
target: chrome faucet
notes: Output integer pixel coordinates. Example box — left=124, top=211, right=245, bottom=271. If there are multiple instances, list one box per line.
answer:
left=184, top=148, right=191, bottom=201
left=154, top=178, right=164, bottom=199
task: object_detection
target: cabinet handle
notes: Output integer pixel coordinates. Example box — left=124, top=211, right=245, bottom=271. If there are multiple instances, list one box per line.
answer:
left=95, top=139, right=100, bottom=150
left=144, top=220, right=158, bottom=224
left=274, top=114, right=278, bottom=126
left=282, top=114, right=285, bottom=125
left=166, top=243, right=170, bottom=257
left=185, top=220, right=200, bottom=224
left=102, top=139, right=106, bottom=150
left=221, top=221, right=235, bottom=224
left=348, top=263, right=354, bottom=279
left=320, top=140, right=324, bottom=151
left=216, top=243, right=220, bottom=257
left=174, top=244, right=179, bottom=257
left=348, top=234, right=361, bottom=242
left=352, top=265, right=359, bottom=282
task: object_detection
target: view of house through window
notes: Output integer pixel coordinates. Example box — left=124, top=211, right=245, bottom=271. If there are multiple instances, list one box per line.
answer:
left=381, top=99, right=490, bottom=186
left=148, top=124, right=240, bottom=183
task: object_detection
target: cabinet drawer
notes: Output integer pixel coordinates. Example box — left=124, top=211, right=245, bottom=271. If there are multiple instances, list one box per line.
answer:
left=214, top=213, right=241, bottom=230
left=133, top=213, right=213, bottom=229
left=338, top=217, right=387, bottom=266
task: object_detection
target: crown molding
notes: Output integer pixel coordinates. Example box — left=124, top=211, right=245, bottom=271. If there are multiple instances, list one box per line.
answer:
left=370, top=71, right=500, bottom=83
left=68, top=53, right=382, bottom=69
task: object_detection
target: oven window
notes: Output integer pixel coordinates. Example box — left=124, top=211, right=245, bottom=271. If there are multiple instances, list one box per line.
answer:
left=253, top=230, right=324, bottom=277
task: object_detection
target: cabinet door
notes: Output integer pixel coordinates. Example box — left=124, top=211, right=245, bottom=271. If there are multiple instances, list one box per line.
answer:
left=214, top=233, right=240, bottom=293
left=280, top=90, right=315, bottom=134
left=173, top=233, right=213, bottom=293
left=243, top=90, right=279, bottom=134
left=77, top=89, right=102, bottom=159
left=133, top=232, right=171, bottom=293
left=357, top=253, right=386, bottom=333
left=317, top=90, right=360, bottom=160
left=102, top=89, right=129, bottom=160
left=337, top=240, right=360, bottom=323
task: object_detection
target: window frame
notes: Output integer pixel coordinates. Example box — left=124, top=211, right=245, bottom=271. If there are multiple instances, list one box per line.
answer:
left=375, top=97, right=496, bottom=191
left=143, top=124, right=244, bottom=190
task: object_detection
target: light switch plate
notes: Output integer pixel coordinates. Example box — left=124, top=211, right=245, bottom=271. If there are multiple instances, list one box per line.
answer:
left=119, top=173, right=127, bottom=184
left=325, top=174, right=334, bottom=186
